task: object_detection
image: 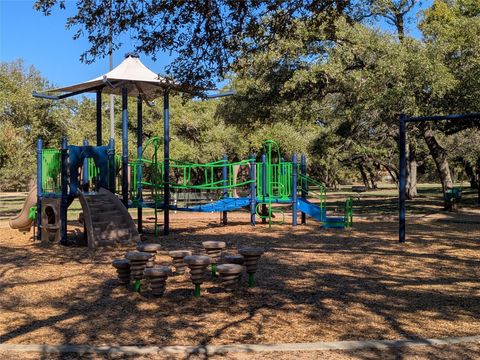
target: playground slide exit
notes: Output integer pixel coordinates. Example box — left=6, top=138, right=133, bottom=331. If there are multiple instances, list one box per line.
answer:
left=9, top=186, right=37, bottom=232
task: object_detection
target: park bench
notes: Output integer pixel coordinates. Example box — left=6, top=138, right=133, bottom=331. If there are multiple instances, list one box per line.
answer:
left=445, top=187, right=461, bottom=211
left=351, top=185, right=367, bottom=200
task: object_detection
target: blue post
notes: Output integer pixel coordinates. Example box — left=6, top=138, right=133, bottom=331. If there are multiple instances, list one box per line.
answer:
left=163, top=89, right=170, bottom=235
left=137, top=95, right=143, bottom=233
left=121, top=87, right=129, bottom=207
left=250, top=154, right=256, bottom=226
left=292, top=153, right=298, bottom=227
left=36, top=138, right=43, bottom=241
left=301, top=154, right=306, bottom=225
left=108, top=138, right=115, bottom=193
left=60, top=137, right=68, bottom=245
left=399, top=114, right=407, bottom=243
left=222, top=154, right=228, bottom=225
left=261, top=153, right=267, bottom=224
left=96, top=89, right=102, bottom=146
left=82, top=139, right=89, bottom=192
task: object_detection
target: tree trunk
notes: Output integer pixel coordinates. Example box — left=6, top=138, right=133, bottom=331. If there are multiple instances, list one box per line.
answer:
left=358, top=164, right=370, bottom=189
left=395, top=13, right=405, bottom=42
left=406, top=141, right=418, bottom=199
left=421, top=123, right=453, bottom=209
left=463, top=160, right=478, bottom=189
left=367, top=166, right=377, bottom=189
left=385, top=166, right=398, bottom=185
left=477, top=157, right=480, bottom=205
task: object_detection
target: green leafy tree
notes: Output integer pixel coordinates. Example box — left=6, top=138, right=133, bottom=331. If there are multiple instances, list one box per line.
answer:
left=0, top=60, right=70, bottom=190
left=33, top=0, right=372, bottom=88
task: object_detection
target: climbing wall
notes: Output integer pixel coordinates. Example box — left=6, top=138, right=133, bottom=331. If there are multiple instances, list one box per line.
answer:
left=78, top=188, right=140, bottom=249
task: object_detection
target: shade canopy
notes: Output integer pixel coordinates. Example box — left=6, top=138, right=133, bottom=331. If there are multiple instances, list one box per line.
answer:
left=44, top=55, right=205, bottom=100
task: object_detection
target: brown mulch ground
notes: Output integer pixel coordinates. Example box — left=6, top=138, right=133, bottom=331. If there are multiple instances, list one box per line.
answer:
left=1, top=208, right=480, bottom=358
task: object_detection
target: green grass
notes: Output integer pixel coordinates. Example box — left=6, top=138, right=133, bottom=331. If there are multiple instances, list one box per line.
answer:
left=0, top=194, right=27, bottom=221
left=1, top=183, right=478, bottom=223
left=329, top=183, right=479, bottom=216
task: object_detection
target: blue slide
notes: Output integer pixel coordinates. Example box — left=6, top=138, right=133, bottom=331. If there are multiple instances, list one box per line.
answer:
left=173, top=196, right=347, bottom=229
left=297, top=198, right=347, bottom=228
left=322, top=217, right=347, bottom=228
left=297, top=198, right=326, bottom=222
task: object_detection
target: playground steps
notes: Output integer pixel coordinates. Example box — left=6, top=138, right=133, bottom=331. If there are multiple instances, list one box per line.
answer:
left=89, top=204, right=118, bottom=212
left=79, top=188, right=140, bottom=248
left=93, top=224, right=132, bottom=241
left=94, top=213, right=125, bottom=223
left=93, top=222, right=131, bottom=231
left=322, top=217, right=348, bottom=229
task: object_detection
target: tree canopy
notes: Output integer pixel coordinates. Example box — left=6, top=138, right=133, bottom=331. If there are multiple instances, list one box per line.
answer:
left=2, top=0, right=480, bottom=195
left=33, top=0, right=373, bottom=88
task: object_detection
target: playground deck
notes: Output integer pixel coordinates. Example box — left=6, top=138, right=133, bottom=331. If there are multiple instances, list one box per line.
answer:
left=1, top=188, right=480, bottom=356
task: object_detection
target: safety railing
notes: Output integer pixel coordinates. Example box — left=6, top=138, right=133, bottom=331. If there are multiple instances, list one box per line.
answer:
left=298, top=174, right=326, bottom=210
left=344, top=198, right=353, bottom=227
left=131, top=157, right=255, bottom=191
left=82, top=154, right=120, bottom=194
left=41, top=149, right=61, bottom=194
left=255, top=202, right=285, bottom=225
left=256, top=161, right=294, bottom=200
left=130, top=157, right=163, bottom=206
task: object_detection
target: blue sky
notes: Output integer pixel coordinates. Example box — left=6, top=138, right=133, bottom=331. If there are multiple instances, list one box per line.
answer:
left=0, top=0, right=171, bottom=87
left=1, top=0, right=431, bottom=88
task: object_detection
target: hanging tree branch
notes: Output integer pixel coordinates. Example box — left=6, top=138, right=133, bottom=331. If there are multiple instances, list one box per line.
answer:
left=33, top=0, right=370, bottom=88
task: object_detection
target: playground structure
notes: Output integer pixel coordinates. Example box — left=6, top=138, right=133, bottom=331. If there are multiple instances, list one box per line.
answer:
left=18, top=136, right=353, bottom=245
left=23, top=138, right=140, bottom=247
left=10, top=55, right=353, bottom=245
left=130, top=138, right=354, bottom=233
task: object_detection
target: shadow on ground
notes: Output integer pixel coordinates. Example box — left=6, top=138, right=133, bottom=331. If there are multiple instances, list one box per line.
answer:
left=0, top=208, right=480, bottom=359
left=1, top=188, right=479, bottom=360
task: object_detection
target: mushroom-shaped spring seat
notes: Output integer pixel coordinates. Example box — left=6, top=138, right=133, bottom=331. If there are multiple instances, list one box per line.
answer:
left=224, top=254, right=245, bottom=265
left=112, top=259, right=131, bottom=285
left=144, top=266, right=170, bottom=297
left=202, top=241, right=226, bottom=276
left=184, top=255, right=210, bottom=297
left=217, top=264, right=243, bottom=292
left=168, top=250, right=192, bottom=274
left=137, top=243, right=162, bottom=268
left=126, top=251, right=152, bottom=292
left=239, top=248, right=264, bottom=287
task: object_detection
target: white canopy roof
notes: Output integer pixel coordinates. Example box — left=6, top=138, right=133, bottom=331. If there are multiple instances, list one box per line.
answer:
left=45, top=55, right=203, bottom=100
